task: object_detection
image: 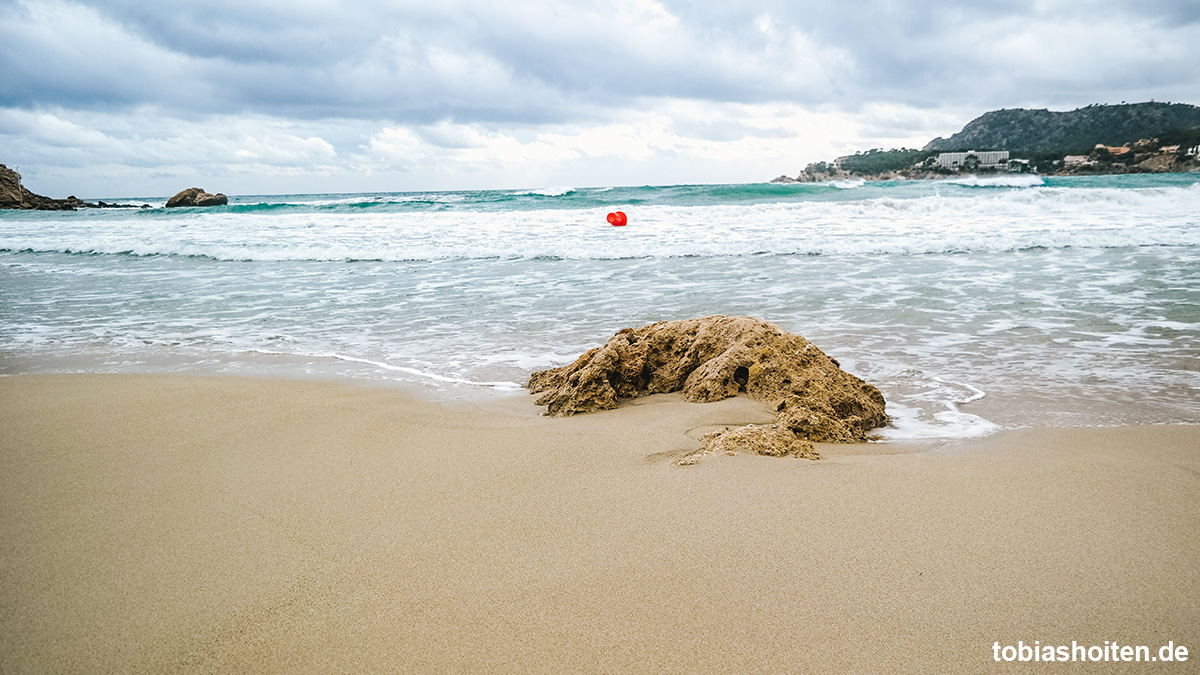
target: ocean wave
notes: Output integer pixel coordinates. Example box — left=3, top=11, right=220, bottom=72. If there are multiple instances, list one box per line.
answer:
left=3, top=239, right=1194, bottom=264
left=226, top=202, right=305, bottom=213
left=519, top=186, right=576, bottom=197
left=226, top=193, right=470, bottom=210
left=944, top=174, right=1046, bottom=188
left=3, top=179, right=1198, bottom=262
left=831, top=178, right=866, bottom=189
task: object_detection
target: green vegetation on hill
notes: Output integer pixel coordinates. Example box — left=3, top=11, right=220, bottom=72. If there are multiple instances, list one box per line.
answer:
left=1159, top=126, right=1200, bottom=150
left=777, top=101, right=1200, bottom=183
left=923, top=102, right=1200, bottom=154
left=835, top=148, right=934, bottom=175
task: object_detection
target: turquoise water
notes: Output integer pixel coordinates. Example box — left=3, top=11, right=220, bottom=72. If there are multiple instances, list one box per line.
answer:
left=2, top=173, right=1198, bottom=436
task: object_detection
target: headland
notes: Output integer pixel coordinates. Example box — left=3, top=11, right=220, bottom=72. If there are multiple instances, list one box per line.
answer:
left=772, top=101, right=1200, bottom=183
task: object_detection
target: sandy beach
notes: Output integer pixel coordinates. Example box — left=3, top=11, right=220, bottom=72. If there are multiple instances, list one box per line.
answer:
left=1, top=374, right=1197, bottom=673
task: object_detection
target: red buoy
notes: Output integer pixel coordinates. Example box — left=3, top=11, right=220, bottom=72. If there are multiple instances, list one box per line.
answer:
left=607, top=211, right=628, bottom=226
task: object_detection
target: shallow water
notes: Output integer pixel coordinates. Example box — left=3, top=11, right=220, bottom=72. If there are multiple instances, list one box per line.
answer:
left=3, top=173, right=1198, bottom=437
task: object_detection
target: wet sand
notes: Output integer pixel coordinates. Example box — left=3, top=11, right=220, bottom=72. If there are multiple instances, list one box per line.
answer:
left=1, top=374, right=1197, bottom=673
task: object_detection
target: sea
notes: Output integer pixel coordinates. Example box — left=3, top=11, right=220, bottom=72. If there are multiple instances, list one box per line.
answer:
left=2, top=173, right=1198, bottom=439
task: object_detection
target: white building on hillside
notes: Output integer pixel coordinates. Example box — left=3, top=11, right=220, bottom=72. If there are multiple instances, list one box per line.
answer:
left=936, top=150, right=1010, bottom=169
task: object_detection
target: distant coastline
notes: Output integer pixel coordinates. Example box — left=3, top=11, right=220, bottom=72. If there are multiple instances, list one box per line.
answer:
left=772, top=101, right=1200, bottom=184
left=770, top=145, right=1199, bottom=184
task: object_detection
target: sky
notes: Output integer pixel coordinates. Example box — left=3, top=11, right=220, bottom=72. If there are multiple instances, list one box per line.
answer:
left=2, top=0, right=1199, bottom=197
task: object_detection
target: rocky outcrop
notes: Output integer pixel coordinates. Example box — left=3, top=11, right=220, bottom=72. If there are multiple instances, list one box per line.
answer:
left=528, top=316, right=888, bottom=463
left=1, top=164, right=149, bottom=210
left=165, top=187, right=228, bottom=208
left=1136, top=153, right=1189, bottom=173
left=1, top=164, right=82, bottom=210
left=0, top=164, right=27, bottom=206
left=1053, top=143, right=1199, bottom=176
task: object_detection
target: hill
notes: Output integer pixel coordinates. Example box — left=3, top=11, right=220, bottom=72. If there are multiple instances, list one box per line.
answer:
left=924, top=102, right=1200, bottom=154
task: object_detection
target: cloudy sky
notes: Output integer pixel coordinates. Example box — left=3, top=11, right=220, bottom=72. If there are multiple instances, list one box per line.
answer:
left=2, top=0, right=1198, bottom=196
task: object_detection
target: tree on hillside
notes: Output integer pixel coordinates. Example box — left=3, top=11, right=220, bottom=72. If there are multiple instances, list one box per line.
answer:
left=1159, top=126, right=1200, bottom=152
left=838, top=148, right=934, bottom=175
left=924, top=102, right=1200, bottom=154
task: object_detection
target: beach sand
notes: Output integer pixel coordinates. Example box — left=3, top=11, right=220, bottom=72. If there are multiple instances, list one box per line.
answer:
left=1, top=374, right=1197, bottom=673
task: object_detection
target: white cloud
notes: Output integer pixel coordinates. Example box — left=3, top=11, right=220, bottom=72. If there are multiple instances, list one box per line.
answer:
left=1, top=0, right=1197, bottom=194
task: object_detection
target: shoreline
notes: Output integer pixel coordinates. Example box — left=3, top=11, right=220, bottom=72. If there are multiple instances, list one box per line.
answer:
left=7, top=348, right=1195, bottom=437
left=2, top=373, right=1197, bottom=672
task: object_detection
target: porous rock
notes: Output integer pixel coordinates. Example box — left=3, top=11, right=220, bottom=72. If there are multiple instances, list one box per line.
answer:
left=691, top=424, right=821, bottom=463
left=528, top=316, right=888, bottom=461
left=165, top=187, right=228, bottom=208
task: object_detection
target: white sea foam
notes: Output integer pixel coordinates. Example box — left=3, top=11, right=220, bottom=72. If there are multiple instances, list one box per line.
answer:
left=4, top=182, right=1198, bottom=262
left=877, top=402, right=1001, bottom=440
left=945, top=174, right=1045, bottom=188
left=831, top=178, right=866, bottom=189
left=524, top=186, right=576, bottom=197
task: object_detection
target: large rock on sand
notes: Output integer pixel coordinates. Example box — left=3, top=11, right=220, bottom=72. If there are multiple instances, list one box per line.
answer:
left=165, top=187, right=227, bottom=207
left=528, top=316, right=888, bottom=462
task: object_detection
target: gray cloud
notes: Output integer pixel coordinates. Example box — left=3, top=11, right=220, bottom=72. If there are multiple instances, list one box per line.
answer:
left=2, top=0, right=1198, bottom=195
left=4, top=0, right=1197, bottom=122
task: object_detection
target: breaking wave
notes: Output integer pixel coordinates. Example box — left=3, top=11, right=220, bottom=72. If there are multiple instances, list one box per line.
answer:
left=944, top=174, right=1046, bottom=188
left=4, top=179, right=1197, bottom=262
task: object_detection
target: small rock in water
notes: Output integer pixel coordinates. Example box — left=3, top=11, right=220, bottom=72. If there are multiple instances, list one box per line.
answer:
left=165, top=187, right=228, bottom=208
